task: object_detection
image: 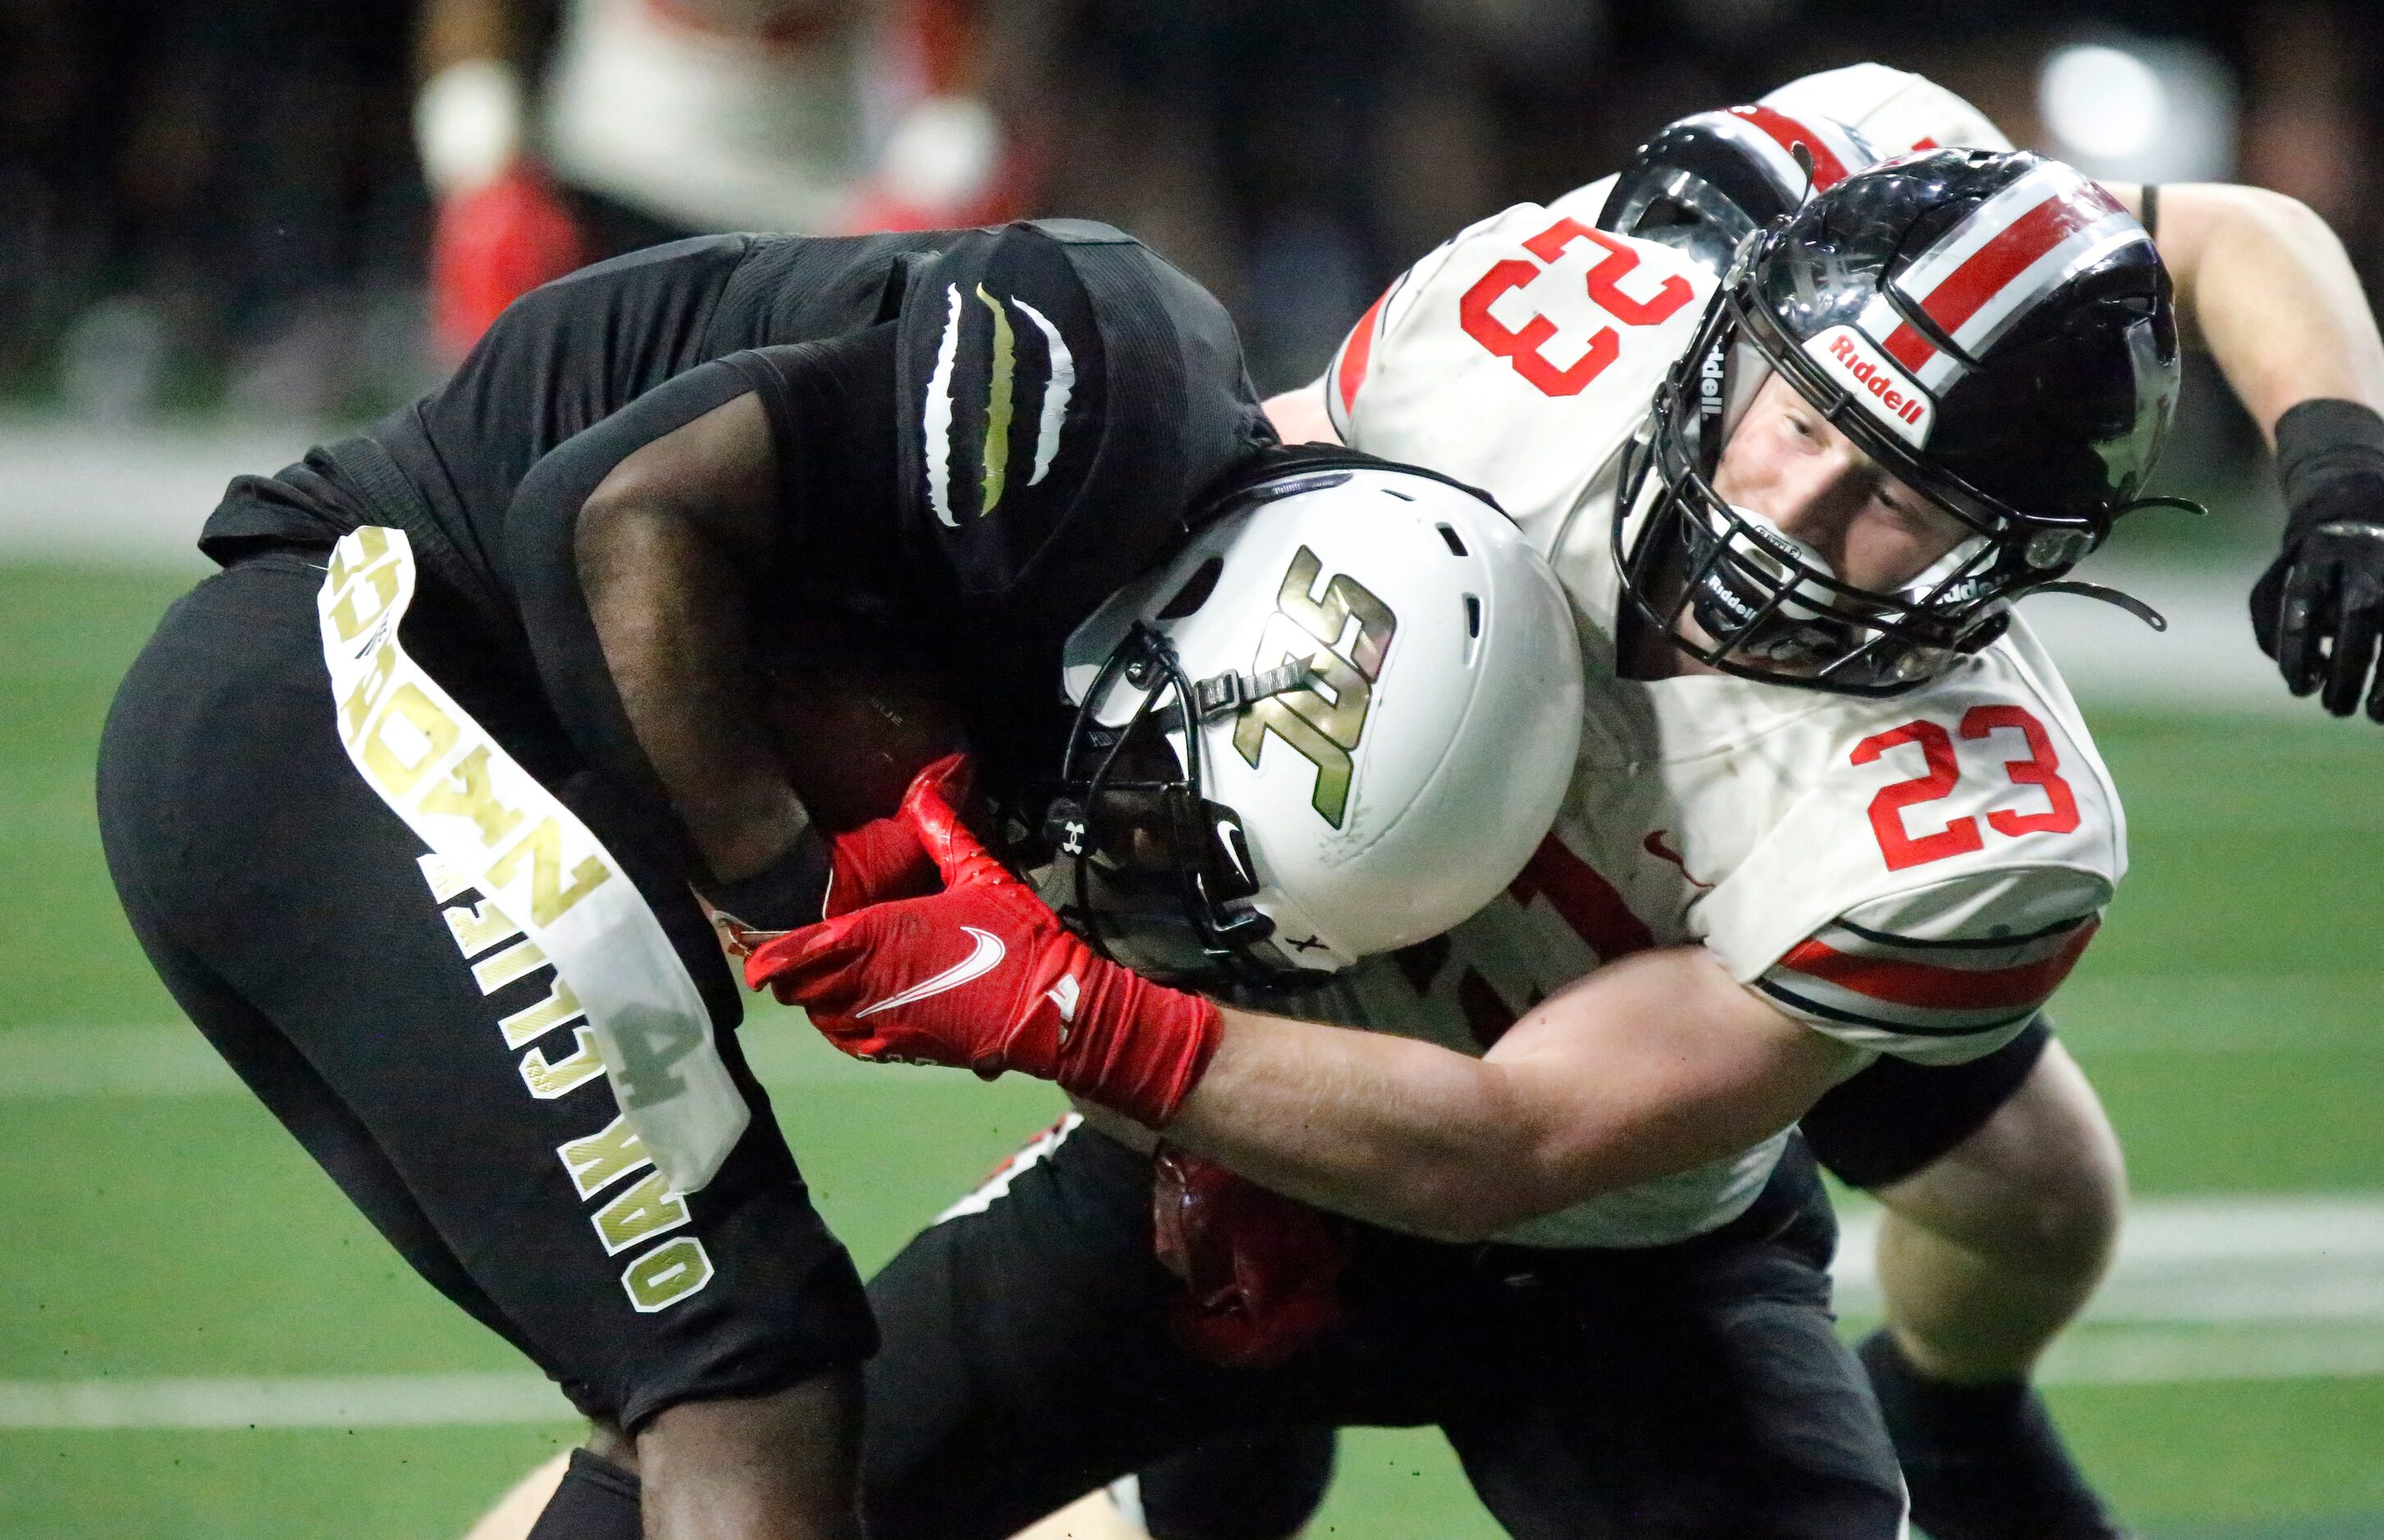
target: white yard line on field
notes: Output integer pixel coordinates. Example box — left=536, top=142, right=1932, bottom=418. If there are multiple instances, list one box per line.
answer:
left=7, top=1196, right=2384, bottom=1428
left=0, top=1371, right=572, bottom=1430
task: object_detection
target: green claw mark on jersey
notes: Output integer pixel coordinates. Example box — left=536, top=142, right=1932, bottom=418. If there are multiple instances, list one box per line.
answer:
left=975, top=283, right=1017, bottom=516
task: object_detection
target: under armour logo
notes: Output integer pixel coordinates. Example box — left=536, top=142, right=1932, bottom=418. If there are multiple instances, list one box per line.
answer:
left=1059, top=819, right=1087, bottom=856
left=1284, top=934, right=1329, bottom=954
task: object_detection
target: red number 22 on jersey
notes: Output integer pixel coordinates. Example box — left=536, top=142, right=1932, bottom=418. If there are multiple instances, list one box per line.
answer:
left=1853, top=707, right=2082, bottom=872
left=1458, top=217, right=1696, bottom=397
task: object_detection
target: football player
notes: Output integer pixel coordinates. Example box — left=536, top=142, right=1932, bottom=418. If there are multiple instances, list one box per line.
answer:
left=416, top=0, right=1023, bottom=358
left=94, top=220, right=1574, bottom=1540
left=751, top=147, right=2177, bottom=1539
left=1124, top=65, right=2384, bottom=1540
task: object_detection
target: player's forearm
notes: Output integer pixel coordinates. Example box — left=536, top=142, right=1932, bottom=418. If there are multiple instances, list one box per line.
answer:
left=577, top=501, right=804, bottom=884
left=1163, top=948, right=1860, bottom=1243
left=1165, top=1008, right=1568, bottom=1242
left=2150, top=185, right=2384, bottom=442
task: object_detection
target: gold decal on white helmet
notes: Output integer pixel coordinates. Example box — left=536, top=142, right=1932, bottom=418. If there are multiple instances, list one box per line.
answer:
left=1233, top=547, right=1398, bottom=827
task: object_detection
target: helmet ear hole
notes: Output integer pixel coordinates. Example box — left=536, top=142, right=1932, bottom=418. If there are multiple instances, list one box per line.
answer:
left=1156, top=555, right=1225, bottom=620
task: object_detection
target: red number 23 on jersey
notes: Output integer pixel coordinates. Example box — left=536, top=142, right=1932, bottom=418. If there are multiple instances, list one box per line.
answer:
left=1853, top=707, right=2082, bottom=873
left=1458, top=217, right=1696, bottom=398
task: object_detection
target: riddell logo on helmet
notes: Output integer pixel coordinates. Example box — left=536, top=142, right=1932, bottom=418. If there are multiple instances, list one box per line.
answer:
left=1803, top=326, right=1934, bottom=449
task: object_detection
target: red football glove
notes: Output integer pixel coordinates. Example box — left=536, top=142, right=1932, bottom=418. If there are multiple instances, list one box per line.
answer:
left=1152, top=1148, right=1349, bottom=1369
left=430, top=164, right=586, bottom=362
left=820, top=752, right=973, bottom=918
left=744, top=762, right=1222, bottom=1128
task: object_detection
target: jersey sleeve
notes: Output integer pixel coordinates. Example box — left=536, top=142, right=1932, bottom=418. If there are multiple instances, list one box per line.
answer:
left=887, top=220, right=1274, bottom=629
left=1692, top=659, right=2125, bottom=1066
left=1757, top=64, right=2013, bottom=155
left=1751, top=868, right=2106, bottom=1065
left=1320, top=235, right=1456, bottom=444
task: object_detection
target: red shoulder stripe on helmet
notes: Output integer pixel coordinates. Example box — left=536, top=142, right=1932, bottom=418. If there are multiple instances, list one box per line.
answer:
left=1507, top=835, right=1653, bottom=961
left=1909, top=189, right=2112, bottom=343
left=1880, top=318, right=1939, bottom=373
left=1334, top=287, right=1391, bottom=421
left=1727, top=104, right=1855, bottom=189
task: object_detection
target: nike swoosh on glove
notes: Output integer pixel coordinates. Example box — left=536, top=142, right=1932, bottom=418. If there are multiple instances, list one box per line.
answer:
left=744, top=757, right=1222, bottom=1128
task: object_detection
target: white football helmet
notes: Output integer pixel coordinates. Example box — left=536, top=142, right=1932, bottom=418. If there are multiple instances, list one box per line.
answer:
left=1045, top=461, right=1584, bottom=985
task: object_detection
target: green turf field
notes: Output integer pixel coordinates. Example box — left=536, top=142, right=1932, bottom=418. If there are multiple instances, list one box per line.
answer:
left=6, top=563, right=2380, bottom=1539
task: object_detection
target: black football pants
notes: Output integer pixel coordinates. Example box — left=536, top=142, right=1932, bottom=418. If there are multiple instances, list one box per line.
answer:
left=96, top=549, right=875, bottom=1431
left=862, top=1121, right=1906, bottom=1540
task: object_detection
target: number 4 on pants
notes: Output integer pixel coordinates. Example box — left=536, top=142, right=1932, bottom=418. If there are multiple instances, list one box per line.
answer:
left=1853, top=706, right=2081, bottom=872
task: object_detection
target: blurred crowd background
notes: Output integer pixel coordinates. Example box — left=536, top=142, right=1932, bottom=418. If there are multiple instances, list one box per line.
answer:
left=0, top=0, right=2373, bottom=512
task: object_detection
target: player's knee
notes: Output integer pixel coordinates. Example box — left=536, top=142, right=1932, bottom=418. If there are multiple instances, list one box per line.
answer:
left=1950, top=1046, right=2125, bottom=1275
left=1998, top=1055, right=2122, bottom=1264
left=1879, top=1044, right=2125, bottom=1282
left=635, top=1369, right=865, bottom=1514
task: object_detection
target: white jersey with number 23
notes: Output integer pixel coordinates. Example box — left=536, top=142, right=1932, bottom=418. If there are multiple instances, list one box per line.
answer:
left=1298, top=196, right=2123, bottom=1249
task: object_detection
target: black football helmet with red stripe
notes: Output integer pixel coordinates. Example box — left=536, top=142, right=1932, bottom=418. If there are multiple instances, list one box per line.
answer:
left=1616, top=148, right=2191, bottom=695
left=1598, top=103, right=1880, bottom=271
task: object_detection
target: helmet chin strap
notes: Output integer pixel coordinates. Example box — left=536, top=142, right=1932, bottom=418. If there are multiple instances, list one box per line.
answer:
left=2026, top=580, right=2168, bottom=631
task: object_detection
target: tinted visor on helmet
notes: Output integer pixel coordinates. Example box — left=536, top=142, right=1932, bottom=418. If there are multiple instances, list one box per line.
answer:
left=1040, top=622, right=1309, bottom=988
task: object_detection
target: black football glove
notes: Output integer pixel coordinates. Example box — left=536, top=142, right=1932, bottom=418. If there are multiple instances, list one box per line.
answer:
left=2251, top=399, right=2384, bottom=722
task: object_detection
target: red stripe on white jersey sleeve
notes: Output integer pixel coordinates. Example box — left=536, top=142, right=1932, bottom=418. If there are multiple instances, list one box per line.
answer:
left=1324, top=266, right=1420, bottom=440
left=1332, top=287, right=1389, bottom=424
left=1753, top=866, right=2109, bottom=1065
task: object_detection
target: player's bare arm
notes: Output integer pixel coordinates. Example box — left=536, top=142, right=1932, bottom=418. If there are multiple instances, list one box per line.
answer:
left=1163, top=950, right=1865, bottom=1242
left=745, top=758, right=1871, bottom=1245
left=1262, top=380, right=1339, bottom=446
left=2113, top=180, right=2384, bottom=719
left=2111, top=182, right=2384, bottom=429
left=574, top=391, right=805, bottom=884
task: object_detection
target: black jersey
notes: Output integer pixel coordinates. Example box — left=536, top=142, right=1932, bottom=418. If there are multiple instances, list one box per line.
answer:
left=195, top=220, right=1278, bottom=869
left=201, top=221, right=1274, bottom=650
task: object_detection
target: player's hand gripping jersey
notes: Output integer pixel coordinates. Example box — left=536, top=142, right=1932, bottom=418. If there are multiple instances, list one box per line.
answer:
left=1315, top=202, right=2122, bottom=1247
